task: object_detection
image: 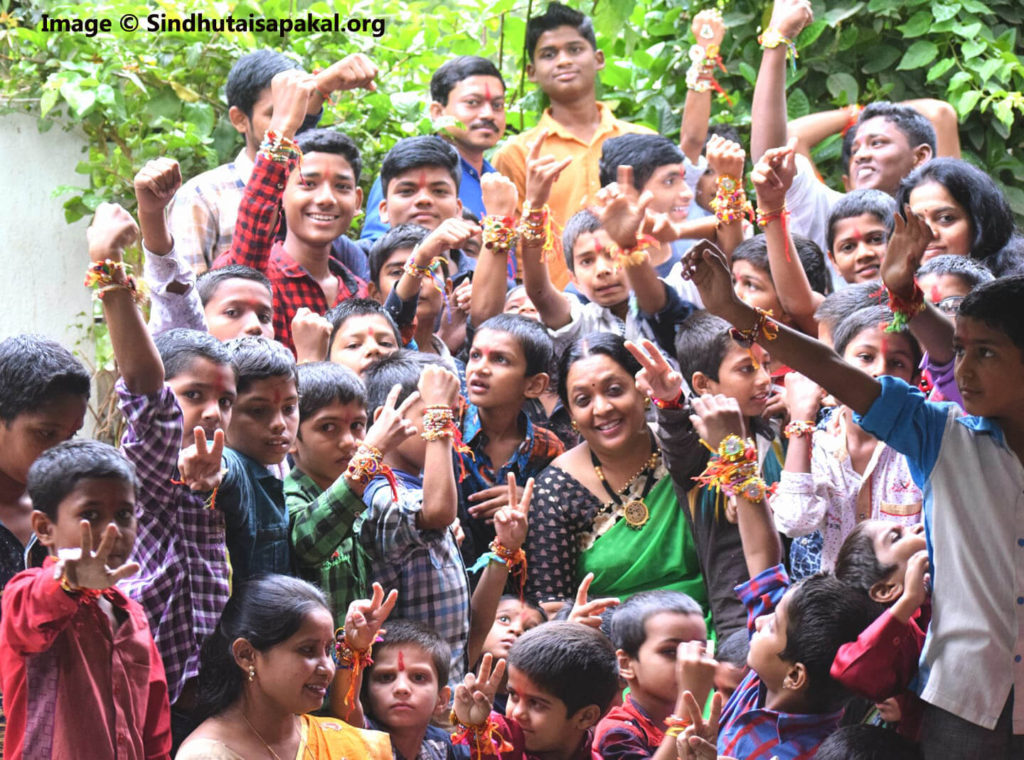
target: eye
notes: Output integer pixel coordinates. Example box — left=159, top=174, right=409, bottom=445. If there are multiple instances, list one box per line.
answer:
left=412, top=672, right=430, bottom=683
left=183, top=390, right=202, bottom=401
left=352, top=421, right=366, bottom=433
left=321, top=422, right=337, bottom=434
left=224, top=308, right=239, bottom=317
left=259, top=312, right=273, bottom=324
left=497, top=614, right=512, bottom=624
left=219, top=397, right=234, bottom=410
left=572, top=394, right=590, bottom=408
left=374, top=672, right=395, bottom=684
left=117, top=509, right=135, bottom=524
left=469, top=348, right=482, bottom=360
left=284, top=404, right=298, bottom=416
left=35, top=429, right=57, bottom=441
left=856, top=352, right=875, bottom=363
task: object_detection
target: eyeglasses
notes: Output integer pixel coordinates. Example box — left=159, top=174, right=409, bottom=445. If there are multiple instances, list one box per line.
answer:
left=936, top=295, right=964, bottom=316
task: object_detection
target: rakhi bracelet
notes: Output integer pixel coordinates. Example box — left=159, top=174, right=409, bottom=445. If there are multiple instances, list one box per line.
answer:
left=729, top=307, right=779, bottom=348
left=450, top=711, right=514, bottom=756
left=665, top=713, right=692, bottom=730
left=345, top=443, right=384, bottom=484
left=784, top=420, right=816, bottom=438
left=518, top=203, right=549, bottom=245
left=333, top=627, right=377, bottom=670
left=58, top=572, right=102, bottom=603
left=694, top=436, right=773, bottom=503
left=610, top=234, right=659, bottom=269
left=422, top=405, right=457, bottom=441
left=755, top=204, right=788, bottom=228
left=489, top=539, right=527, bottom=581
left=403, top=252, right=433, bottom=279
left=886, top=283, right=926, bottom=332
left=85, top=260, right=146, bottom=306
left=710, top=176, right=753, bottom=226
left=482, top=215, right=518, bottom=257
left=758, top=28, right=799, bottom=71
left=259, top=129, right=302, bottom=163
left=651, top=391, right=685, bottom=410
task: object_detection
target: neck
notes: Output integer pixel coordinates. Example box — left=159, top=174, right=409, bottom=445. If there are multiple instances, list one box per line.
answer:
left=763, top=685, right=813, bottom=715
left=0, top=470, right=25, bottom=506
left=548, top=95, right=600, bottom=128
left=627, top=689, right=673, bottom=727
left=589, top=427, right=651, bottom=484
left=1001, top=416, right=1024, bottom=462
left=388, top=724, right=428, bottom=760
left=232, top=696, right=299, bottom=749
left=845, top=409, right=877, bottom=447
left=283, top=231, right=332, bottom=279
left=446, top=136, right=483, bottom=174
left=245, top=142, right=258, bottom=162
left=383, top=450, right=422, bottom=478
left=414, top=319, right=438, bottom=353
left=609, top=299, right=629, bottom=320
left=477, top=403, right=522, bottom=441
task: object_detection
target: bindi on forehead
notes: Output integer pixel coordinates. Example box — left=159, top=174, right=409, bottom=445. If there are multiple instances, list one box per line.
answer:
left=397, top=650, right=405, bottom=672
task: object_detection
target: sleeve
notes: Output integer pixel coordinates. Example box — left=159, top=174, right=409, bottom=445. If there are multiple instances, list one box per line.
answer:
left=143, top=243, right=207, bottom=336
left=358, top=176, right=389, bottom=243
left=653, top=407, right=705, bottom=487
left=383, top=286, right=419, bottom=331
left=769, top=436, right=834, bottom=537
left=785, top=153, right=843, bottom=253
left=288, top=477, right=365, bottom=565
left=522, top=468, right=579, bottom=602
left=332, top=237, right=371, bottom=281
left=735, top=564, right=789, bottom=636
left=168, top=182, right=218, bottom=274
left=830, top=609, right=926, bottom=701
left=117, top=380, right=185, bottom=514
left=214, top=153, right=295, bottom=272
left=360, top=483, right=428, bottom=563
left=546, top=297, right=589, bottom=353
left=853, top=376, right=954, bottom=487
left=0, top=569, right=83, bottom=655
left=593, top=724, right=655, bottom=760
left=143, top=625, right=173, bottom=760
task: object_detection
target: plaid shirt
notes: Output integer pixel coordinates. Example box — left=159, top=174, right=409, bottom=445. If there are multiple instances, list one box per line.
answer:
left=718, top=564, right=843, bottom=760
left=358, top=469, right=469, bottom=686
left=592, top=695, right=665, bottom=759
left=286, top=467, right=369, bottom=628
left=116, top=380, right=231, bottom=706
left=213, top=152, right=368, bottom=353
left=457, top=404, right=563, bottom=563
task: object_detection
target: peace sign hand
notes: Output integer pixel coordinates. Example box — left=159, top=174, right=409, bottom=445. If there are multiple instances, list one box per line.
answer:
left=363, top=384, right=420, bottom=454
left=453, top=652, right=506, bottom=726
left=628, top=339, right=684, bottom=403
left=344, top=582, right=398, bottom=652
left=567, top=572, right=620, bottom=628
left=177, top=427, right=226, bottom=492
left=494, top=472, right=533, bottom=551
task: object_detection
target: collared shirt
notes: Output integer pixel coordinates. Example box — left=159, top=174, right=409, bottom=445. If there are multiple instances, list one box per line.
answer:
left=592, top=695, right=665, bottom=759
left=115, top=381, right=231, bottom=706
left=494, top=102, right=653, bottom=289
left=358, top=470, right=469, bottom=685
left=359, top=154, right=498, bottom=243
left=142, top=243, right=207, bottom=337
left=856, top=376, right=1024, bottom=731
left=770, top=406, right=922, bottom=573
left=212, top=153, right=368, bottom=354
left=457, top=404, right=564, bottom=562
left=786, top=154, right=844, bottom=265
left=286, top=467, right=369, bottom=628
left=169, top=148, right=254, bottom=274
left=218, top=447, right=291, bottom=581
left=718, top=565, right=843, bottom=759
left=0, top=560, right=172, bottom=760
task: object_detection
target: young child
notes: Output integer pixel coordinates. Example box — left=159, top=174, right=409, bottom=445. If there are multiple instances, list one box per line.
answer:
left=459, top=313, right=562, bottom=564
left=0, top=335, right=89, bottom=587
left=195, top=265, right=275, bottom=340
left=814, top=282, right=886, bottom=347
left=916, top=254, right=995, bottom=316
left=475, top=594, right=547, bottom=714
left=594, top=590, right=713, bottom=759
left=217, top=335, right=299, bottom=579
left=325, top=298, right=403, bottom=374
left=452, top=621, right=620, bottom=759
left=214, top=66, right=376, bottom=352
left=0, top=440, right=171, bottom=759
left=771, top=305, right=924, bottom=578
left=287, top=360, right=415, bottom=624
left=825, top=190, right=897, bottom=285
left=684, top=241, right=1024, bottom=757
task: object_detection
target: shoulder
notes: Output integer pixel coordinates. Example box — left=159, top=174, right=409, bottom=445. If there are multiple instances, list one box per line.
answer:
left=176, top=719, right=244, bottom=760
left=308, top=715, right=393, bottom=757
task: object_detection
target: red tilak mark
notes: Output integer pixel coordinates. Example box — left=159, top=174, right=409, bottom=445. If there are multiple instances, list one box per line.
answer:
left=272, top=390, right=283, bottom=404
left=929, top=284, right=942, bottom=303
left=484, top=83, right=493, bottom=101
left=474, top=346, right=492, bottom=359
left=851, top=229, right=864, bottom=243
left=397, top=650, right=405, bottom=671
left=417, top=171, right=428, bottom=192
left=880, top=335, right=888, bottom=358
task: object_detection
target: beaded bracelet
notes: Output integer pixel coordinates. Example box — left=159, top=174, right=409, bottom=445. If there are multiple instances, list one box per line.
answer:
left=710, top=175, right=754, bottom=226
left=610, top=234, right=659, bottom=269
left=422, top=405, right=456, bottom=441
left=346, top=443, right=399, bottom=502
left=784, top=420, right=816, bottom=438
left=758, top=28, right=799, bottom=72
left=482, top=215, right=518, bottom=256
left=85, top=259, right=147, bottom=306
left=450, top=711, right=514, bottom=756
left=886, top=283, right=926, bottom=332
left=729, top=307, right=779, bottom=348
left=650, top=391, right=685, bottom=410
left=755, top=204, right=788, bottom=229
left=259, top=129, right=302, bottom=163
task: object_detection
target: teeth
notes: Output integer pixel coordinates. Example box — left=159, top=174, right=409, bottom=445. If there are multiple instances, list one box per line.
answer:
left=309, top=213, right=337, bottom=221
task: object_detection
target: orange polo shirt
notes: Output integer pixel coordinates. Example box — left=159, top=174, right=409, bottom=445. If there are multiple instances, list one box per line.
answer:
left=494, top=102, right=653, bottom=290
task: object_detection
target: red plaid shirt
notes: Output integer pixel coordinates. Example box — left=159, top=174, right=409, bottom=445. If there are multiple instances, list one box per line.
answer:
left=213, top=152, right=367, bottom=353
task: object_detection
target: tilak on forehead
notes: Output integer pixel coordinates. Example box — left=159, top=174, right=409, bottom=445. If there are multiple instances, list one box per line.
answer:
left=484, top=83, right=493, bottom=101
left=397, top=649, right=405, bottom=671
left=417, top=171, right=428, bottom=191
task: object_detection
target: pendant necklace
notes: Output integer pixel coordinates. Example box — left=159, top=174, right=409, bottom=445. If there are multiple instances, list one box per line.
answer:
left=590, top=433, right=660, bottom=529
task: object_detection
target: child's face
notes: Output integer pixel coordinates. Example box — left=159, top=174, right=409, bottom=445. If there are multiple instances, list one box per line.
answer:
left=507, top=666, right=591, bottom=754
left=698, top=344, right=772, bottom=419
left=841, top=326, right=918, bottom=384
left=624, top=612, right=707, bottom=707
left=466, top=329, right=545, bottom=410
left=36, top=477, right=136, bottom=568
left=0, top=393, right=86, bottom=487
left=166, top=357, right=238, bottom=449
left=953, top=315, right=1024, bottom=420
left=918, top=272, right=972, bottom=317
left=227, top=375, right=299, bottom=466
left=527, top=26, right=604, bottom=101
left=328, top=314, right=400, bottom=375
left=846, top=116, right=919, bottom=195
left=251, top=607, right=336, bottom=716
left=203, top=278, right=274, bottom=342
left=830, top=213, right=887, bottom=284
left=369, top=247, right=449, bottom=325
left=482, top=599, right=546, bottom=661
left=642, top=163, right=693, bottom=223
left=694, top=169, right=717, bottom=213
left=732, top=259, right=786, bottom=322
left=910, top=181, right=973, bottom=262
left=862, top=520, right=927, bottom=583
left=232, top=86, right=274, bottom=152
left=390, top=396, right=428, bottom=471
left=366, top=644, right=446, bottom=731
left=748, top=586, right=796, bottom=692
left=504, top=290, right=540, bottom=321
left=292, top=400, right=367, bottom=491
left=570, top=230, right=629, bottom=309
left=381, top=167, right=461, bottom=231
left=282, top=152, right=362, bottom=252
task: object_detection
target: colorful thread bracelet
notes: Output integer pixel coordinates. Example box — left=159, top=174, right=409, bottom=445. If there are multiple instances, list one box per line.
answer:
left=259, top=129, right=302, bottom=163
left=334, top=628, right=380, bottom=716
left=886, top=283, right=926, bottom=332
left=729, top=307, right=779, bottom=348
left=489, top=539, right=527, bottom=585
left=450, top=711, right=513, bottom=756
left=482, top=215, right=518, bottom=256
left=422, top=405, right=456, bottom=441
left=610, top=234, right=659, bottom=269
left=694, top=435, right=774, bottom=503
left=650, top=391, right=685, bottom=410
left=346, top=443, right=399, bottom=502
left=758, top=28, right=799, bottom=72
left=755, top=205, right=788, bottom=228
left=710, top=175, right=753, bottom=226
left=783, top=420, right=816, bottom=438
left=58, top=572, right=102, bottom=603
left=85, top=259, right=146, bottom=305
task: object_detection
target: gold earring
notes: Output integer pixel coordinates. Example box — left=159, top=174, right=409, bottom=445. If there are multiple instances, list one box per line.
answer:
left=643, top=396, right=651, bottom=410
left=248, top=666, right=255, bottom=682
left=571, top=419, right=579, bottom=431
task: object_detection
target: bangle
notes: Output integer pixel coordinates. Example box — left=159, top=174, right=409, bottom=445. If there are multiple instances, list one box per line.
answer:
left=784, top=420, right=816, bottom=438
left=450, top=711, right=514, bottom=756
left=610, top=234, right=659, bottom=269
left=729, top=307, right=779, bottom=348
left=650, top=391, right=685, bottom=410
left=517, top=204, right=558, bottom=270
left=886, top=283, right=926, bottom=332
left=758, top=28, right=799, bottom=71
left=259, top=129, right=302, bottom=163
left=482, top=215, right=518, bottom=256
left=665, top=714, right=692, bottom=729
left=710, top=175, right=753, bottom=226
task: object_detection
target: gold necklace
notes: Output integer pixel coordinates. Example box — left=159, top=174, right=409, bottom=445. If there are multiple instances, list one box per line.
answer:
left=240, top=711, right=313, bottom=760
left=590, top=435, right=660, bottom=529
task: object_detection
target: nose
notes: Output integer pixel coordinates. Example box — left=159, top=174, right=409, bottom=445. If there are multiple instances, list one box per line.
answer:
left=866, top=355, right=886, bottom=378
left=269, top=409, right=286, bottom=434
left=413, top=188, right=434, bottom=207
left=314, top=180, right=335, bottom=205
left=594, top=253, right=614, bottom=276
left=393, top=673, right=412, bottom=697
left=592, top=392, right=614, bottom=415
left=242, top=311, right=263, bottom=336
left=478, top=100, right=494, bottom=119
left=201, top=398, right=223, bottom=425
left=362, top=337, right=383, bottom=362
left=510, top=696, right=528, bottom=724
left=510, top=615, right=525, bottom=637
left=910, top=523, right=924, bottom=535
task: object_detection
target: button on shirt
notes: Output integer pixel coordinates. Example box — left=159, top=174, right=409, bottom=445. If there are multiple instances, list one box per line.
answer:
left=855, top=376, right=1024, bottom=731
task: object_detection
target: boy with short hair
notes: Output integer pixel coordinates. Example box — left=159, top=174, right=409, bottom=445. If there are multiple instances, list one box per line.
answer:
left=214, top=65, right=377, bottom=352
left=595, top=590, right=713, bottom=759
left=916, top=254, right=995, bottom=314
left=0, top=439, right=171, bottom=760
left=685, top=242, right=1024, bottom=757
left=814, top=281, right=886, bottom=346
left=825, top=189, right=897, bottom=285
left=452, top=621, right=620, bottom=759
left=494, top=2, right=653, bottom=289
left=459, top=313, right=562, bottom=564
left=325, top=298, right=403, bottom=374
left=217, top=335, right=299, bottom=579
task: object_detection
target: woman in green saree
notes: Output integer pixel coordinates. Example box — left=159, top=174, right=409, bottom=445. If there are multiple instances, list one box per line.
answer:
left=523, top=333, right=711, bottom=624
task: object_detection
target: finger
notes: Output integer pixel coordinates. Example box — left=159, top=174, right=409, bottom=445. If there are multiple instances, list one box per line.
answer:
left=708, top=691, right=723, bottom=733
left=94, top=522, right=119, bottom=560
left=383, top=383, right=402, bottom=412
left=210, top=429, right=225, bottom=462
left=527, top=129, right=549, bottom=162
left=378, top=589, right=399, bottom=621
left=468, top=484, right=505, bottom=502
left=79, top=519, right=94, bottom=556
left=641, top=339, right=670, bottom=372
left=575, top=572, right=594, bottom=606
left=506, top=472, right=517, bottom=514
left=396, top=389, right=421, bottom=416
left=616, top=164, right=634, bottom=190
left=624, top=340, right=655, bottom=372
left=488, top=657, right=507, bottom=688
left=577, top=597, right=620, bottom=616
left=477, top=652, right=493, bottom=684
left=370, top=581, right=384, bottom=610
left=194, top=426, right=209, bottom=456
left=518, top=477, right=534, bottom=516
left=109, top=561, right=141, bottom=583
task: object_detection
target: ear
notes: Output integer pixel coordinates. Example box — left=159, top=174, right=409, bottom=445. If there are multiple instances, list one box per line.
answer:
left=841, top=173, right=852, bottom=193
left=355, top=187, right=364, bottom=213
left=31, top=510, right=57, bottom=551
left=571, top=703, right=603, bottom=731
left=367, top=280, right=382, bottom=303
left=615, top=649, right=636, bottom=682
left=594, top=49, right=606, bottom=71
left=436, top=684, right=452, bottom=713
left=228, top=105, right=250, bottom=136
left=231, top=637, right=257, bottom=672
left=690, top=371, right=714, bottom=396
left=783, top=661, right=808, bottom=693
left=526, top=62, right=536, bottom=82
left=870, top=575, right=904, bottom=605
left=912, top=143, right=933, bottom=168
left=524, top=372, right=549, bottom=400
left=429, top=101, right=445, bottom=121
left=455, top=198, right=464, bottom=217
left=378, top=198, right=389, bottom=225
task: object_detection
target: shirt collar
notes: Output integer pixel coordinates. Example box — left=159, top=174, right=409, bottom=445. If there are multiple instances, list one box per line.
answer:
left=537, top=102, right=617, bottom=145
left=462, top=402, right=534, bottom=453
left=956, top=412, right=1007, bottom=445
left=233, top=147, right=255, bottom=181
left=460, top=154, right=496, bottom=181
left=271, top=241, right=351, bottom=283
left=231, top=447, right=281, bottom=482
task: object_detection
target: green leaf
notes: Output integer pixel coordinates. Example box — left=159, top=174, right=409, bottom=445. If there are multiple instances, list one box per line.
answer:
left=897, top=41, right=939, bottom=70
left=826, top=72, right=859, bottom=104
left=961, top=39, right=986, bottom=59
left=787, top=88, right=810, bottom=120
left=927, top=58, right=956, bottom=82
left=862, top=46, right=901, bottom=74
left=798, top=20, right=828, bottom=48
left=957, top=89, right=984, bottom=116
left=933, top=3, right=961, bottom=22
left=897, top=11, right=932, bottom=37
left=39, top=88, right=58, bottom=117
left=824, top=3, right=865, bottom=25
left=953, top=20, right=983, bottom=38
left=993, top=98, right=1015, bottom=129
left=59, top=80, right=96, bottom=117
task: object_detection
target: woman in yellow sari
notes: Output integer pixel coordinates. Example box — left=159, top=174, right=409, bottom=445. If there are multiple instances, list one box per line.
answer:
left=176, top=575, right=392, bottom=760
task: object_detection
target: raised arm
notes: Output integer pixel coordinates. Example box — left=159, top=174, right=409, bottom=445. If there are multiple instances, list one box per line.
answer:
left=417, top=366, right=461, bottom=531
left=470, top=175, right=519, bottom=327
left=310, top=53, right=378, bottom=112
left=683, top=241, right=881, bottom=416
left=679, top=9, right=726, bottom=163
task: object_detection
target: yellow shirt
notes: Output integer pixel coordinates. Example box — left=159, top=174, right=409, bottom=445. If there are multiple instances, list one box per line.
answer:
left=494, top=102, right=653, bottom=289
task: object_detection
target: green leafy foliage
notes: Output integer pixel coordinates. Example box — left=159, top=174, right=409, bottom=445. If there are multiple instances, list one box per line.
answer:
left=1, top=0, right=1022, bottom=223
